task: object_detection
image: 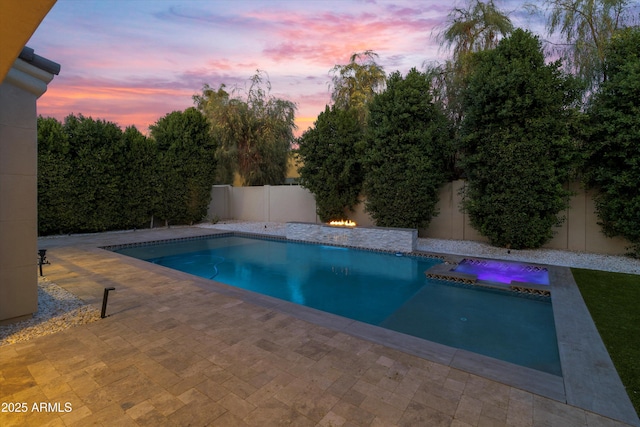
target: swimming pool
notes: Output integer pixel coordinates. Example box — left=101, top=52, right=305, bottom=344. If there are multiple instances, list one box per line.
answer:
left=114, top=235, right=561, bottom=375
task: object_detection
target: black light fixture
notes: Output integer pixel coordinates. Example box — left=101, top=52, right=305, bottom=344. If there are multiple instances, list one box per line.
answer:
left=37, top=249, right=49, bottom=276
left=101, top=287, right=116, bottom=318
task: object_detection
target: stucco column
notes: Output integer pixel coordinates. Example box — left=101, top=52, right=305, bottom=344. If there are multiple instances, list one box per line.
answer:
left=0, top=54, right=57, bottom=323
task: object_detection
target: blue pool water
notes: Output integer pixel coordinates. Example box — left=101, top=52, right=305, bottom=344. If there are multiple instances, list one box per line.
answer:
left=115, top=236, right=561, bottom=375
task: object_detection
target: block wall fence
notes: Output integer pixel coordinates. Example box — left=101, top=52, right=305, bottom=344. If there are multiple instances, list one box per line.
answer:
left=207, top=181, right=630, bottom=255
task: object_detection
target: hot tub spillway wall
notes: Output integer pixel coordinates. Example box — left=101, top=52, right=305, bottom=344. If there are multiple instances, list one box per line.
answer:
left=285, top=222, right=417, bottom=253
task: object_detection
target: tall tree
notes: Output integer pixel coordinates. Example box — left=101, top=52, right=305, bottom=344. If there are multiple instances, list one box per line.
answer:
left=297, top=105, right=364, bottom=222
left=149, top=107, right=217, bottom=225
left=63, top=114, right=125, bottom=232
left=120, top=126, right=157, bottom=229
left=363, top=68, right=454, bottom=229
left=431, top=0, right=514, bottom=175
left=536, top=0, right=636, bottom=88
left=194, top=71, right=297, bottom=186
left=583, top=27, right=640, bottom=257
left=37, top=116, right=74, bottom=234
left=193, top=84, right=235, bottom=184
left=460, top=29, right=582, bottom=249
left=438, top=0, right=514, bottom=63
left=296, top=52, right=384, bottom=220
left=329, top=51, right=386, bottom=124
left=38, top=115, right=161, bottom=234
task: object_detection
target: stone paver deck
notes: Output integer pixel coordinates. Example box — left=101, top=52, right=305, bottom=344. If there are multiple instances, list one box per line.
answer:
left=1, top=227, right=638, bottom=426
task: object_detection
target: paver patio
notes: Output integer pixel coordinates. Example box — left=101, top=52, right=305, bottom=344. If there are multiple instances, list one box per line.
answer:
left=1, top=227, right=638, bottom=426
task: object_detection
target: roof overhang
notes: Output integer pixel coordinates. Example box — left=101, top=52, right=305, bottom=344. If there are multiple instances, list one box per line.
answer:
left=0, top=0, right=57, bottom=84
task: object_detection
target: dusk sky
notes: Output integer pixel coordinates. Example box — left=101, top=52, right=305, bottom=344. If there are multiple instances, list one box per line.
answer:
left=28, top=0, right=544, bottom=136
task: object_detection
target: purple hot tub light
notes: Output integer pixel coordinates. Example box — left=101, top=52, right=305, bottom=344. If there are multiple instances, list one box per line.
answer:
left=453, top=258, right=549, bottom=285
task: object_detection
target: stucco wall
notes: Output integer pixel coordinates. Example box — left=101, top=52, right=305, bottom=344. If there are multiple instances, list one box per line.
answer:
left=418, top=180, right=482, bottom=241
left=208, top=185, right=318, bottom=224
left=268, top=185, right=317, bottom=223
left=421, top=180, right=629, bottom=254
left=0, top=54, right=57, bottom=323
left=0, top=62, right=41, bottom=322
left=208, top=182, right=631, bottom=255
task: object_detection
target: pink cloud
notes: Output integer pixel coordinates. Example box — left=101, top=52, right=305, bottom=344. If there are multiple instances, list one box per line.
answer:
left=255, top=7, right=444, bottom=67
left=30, top=0, right=465, bottom=139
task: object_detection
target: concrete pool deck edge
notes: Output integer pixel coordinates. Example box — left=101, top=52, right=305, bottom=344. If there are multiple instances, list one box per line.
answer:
left=550, top=266, right=637, bottom=423
left=37, top=227, right=640, bottom=426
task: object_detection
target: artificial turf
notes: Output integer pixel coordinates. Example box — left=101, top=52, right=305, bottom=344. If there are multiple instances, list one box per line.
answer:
left=572, top=268, right=640, bottom=416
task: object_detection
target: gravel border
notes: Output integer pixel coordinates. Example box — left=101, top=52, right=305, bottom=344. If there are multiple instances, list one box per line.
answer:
left=0, top=277, right=100, bottom=346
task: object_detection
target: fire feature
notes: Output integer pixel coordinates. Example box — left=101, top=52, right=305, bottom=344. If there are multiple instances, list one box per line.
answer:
left=328, top=220, right=357, bottom=227
left=286, top=222, right=417, bottom=252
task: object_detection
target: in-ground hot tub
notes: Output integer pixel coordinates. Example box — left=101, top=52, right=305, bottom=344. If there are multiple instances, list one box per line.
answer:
left=426, top=257, right=550, bottom=296
left=454, top=258, right=549, bottom=285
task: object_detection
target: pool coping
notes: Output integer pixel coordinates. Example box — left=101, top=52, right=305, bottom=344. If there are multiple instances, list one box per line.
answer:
left=101, top=230, right=638, bottom=426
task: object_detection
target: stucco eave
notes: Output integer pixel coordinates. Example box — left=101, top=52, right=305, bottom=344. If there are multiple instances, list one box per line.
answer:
left=4, top=57, right=54, bottom=98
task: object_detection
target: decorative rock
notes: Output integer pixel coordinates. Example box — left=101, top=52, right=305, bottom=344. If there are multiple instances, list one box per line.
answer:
left=0, top=277, right=100, bottom=346
left=285, top=222, right=417, bottom=253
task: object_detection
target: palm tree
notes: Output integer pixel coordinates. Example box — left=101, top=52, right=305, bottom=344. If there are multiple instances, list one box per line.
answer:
left=329, top=50, right=386, bottom=125
left=439, top=0, right=514, bottom=63
left=430, top=1, right=513, bottom=176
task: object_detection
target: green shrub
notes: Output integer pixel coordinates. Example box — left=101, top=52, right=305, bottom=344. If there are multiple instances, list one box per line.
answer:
left=37, top=109, right=217, bottom=234
left=459, top=29, right=581, bottom=248
left=363, top=68, right=453, bottom=229
left=297, top=105, right=364, bottom=221
left=583, top=27, right=640, bottom=257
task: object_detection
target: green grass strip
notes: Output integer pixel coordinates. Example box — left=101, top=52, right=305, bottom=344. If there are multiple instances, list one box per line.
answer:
left=572, top=268, right=640, bottom=416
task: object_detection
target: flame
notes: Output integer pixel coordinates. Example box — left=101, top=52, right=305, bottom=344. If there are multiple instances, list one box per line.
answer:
left=329, top=220, right=357, bottom=227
